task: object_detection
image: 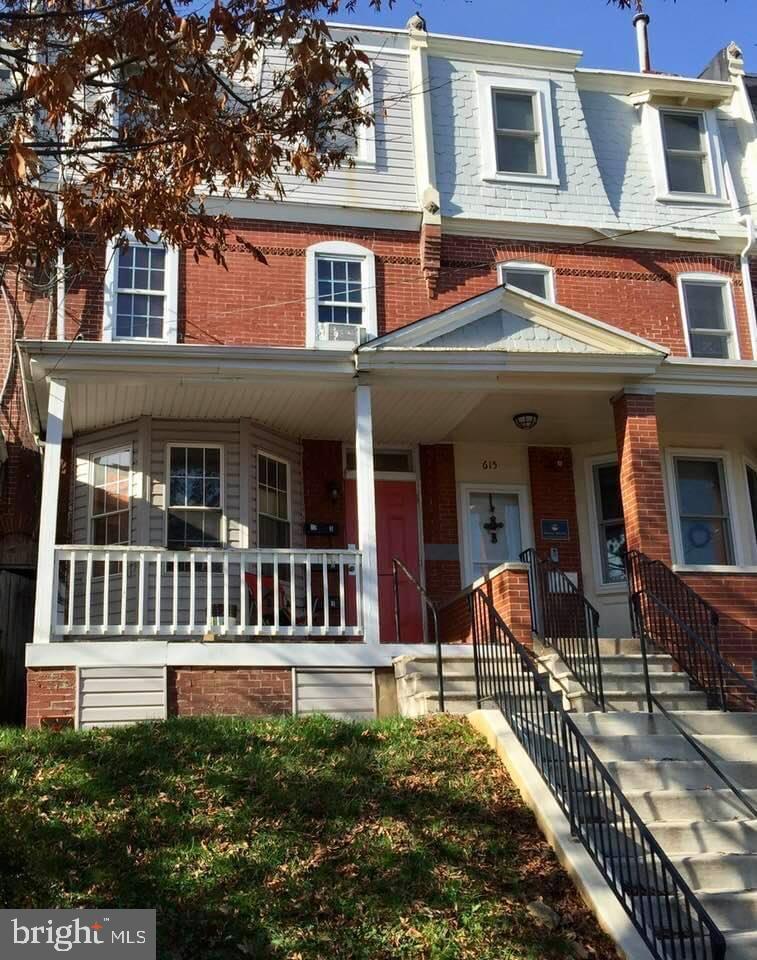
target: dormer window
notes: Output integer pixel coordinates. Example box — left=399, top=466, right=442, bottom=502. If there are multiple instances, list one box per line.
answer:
left=661, top=111, right=710, bottom=195
left=498, top=262, right=555, bottom=301
left=305, top=241, right=377, bottom=349
left=314, top=66, right=375, bottom=165
left=103, top=232, right=179, bottom=343
left=477, top=74, right=558, bottom=186
left=638, top=99, right=727, bottom=204
left=678, top=275, right=738, bottom=360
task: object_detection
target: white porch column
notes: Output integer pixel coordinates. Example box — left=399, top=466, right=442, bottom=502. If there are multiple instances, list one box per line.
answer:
left=33, top=378, right=67, bottom=643
left=354, top=384, right=379, bottom=645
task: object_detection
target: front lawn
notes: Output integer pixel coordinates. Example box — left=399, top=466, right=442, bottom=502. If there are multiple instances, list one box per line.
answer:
left=0, top=714, right=617, bottom=959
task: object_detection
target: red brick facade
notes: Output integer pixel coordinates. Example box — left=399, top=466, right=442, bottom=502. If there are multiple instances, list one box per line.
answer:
left=440, top=564, right=532, bottom=649
left=169, top=667, right=292, bottom=717
left=528, top=447, right=583, bottom=581
left=613, top=392, right=672, bottom=563
left=419, top=444, right=460, bottom=606
left=26, top=668, right=76, bottom=728
left=680, top=574, right=757, bottom=676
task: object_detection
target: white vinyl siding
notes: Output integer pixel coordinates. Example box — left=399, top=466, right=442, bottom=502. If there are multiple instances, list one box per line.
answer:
left=262, top=45, right=416, bottom=211
left=294, top=668, right=376, bottom=720
left=77, top=667, right=167, bottom=728
left=72, top=418, right=304, bottom=551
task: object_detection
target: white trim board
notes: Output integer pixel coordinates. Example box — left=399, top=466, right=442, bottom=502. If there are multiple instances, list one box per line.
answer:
left=26, top=642, right=475, bottom=669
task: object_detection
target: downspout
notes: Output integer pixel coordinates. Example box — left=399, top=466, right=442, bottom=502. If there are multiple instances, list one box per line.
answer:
left=740, top=215, right=757, bottom=359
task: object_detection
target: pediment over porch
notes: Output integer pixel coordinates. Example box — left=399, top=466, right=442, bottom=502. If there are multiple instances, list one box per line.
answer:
left=360, top=285, right=668, bottom=357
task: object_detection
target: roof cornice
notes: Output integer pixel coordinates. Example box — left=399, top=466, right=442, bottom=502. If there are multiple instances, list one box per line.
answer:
left=577, top=68, right=735, bottom=103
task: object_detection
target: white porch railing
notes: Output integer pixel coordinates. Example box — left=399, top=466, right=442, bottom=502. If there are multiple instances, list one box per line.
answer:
left=51, top=546, right=363, bottom=639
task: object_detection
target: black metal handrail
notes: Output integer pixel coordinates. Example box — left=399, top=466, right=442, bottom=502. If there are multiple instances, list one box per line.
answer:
left=391, top=558, right=444, bottom=712
left=470, top=587, right=726, bottom=960
left=625, top=550, right=719, bottom=649
left=626, top=550, right=757, bottom=711
left=520, top=549, right=605, bottom=711
left=632, top=589, right=757, bottom=713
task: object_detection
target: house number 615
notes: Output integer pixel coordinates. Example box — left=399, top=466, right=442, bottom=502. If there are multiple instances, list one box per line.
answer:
left=482, top=460, right=498, bottom=470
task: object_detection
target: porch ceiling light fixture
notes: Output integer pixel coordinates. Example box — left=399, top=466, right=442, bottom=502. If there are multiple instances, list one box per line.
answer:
left=513, top=412, right=539, bottom=431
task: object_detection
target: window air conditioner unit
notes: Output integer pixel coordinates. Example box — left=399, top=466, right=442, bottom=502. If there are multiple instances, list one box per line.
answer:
left=318, top=322, right=367, bottom=347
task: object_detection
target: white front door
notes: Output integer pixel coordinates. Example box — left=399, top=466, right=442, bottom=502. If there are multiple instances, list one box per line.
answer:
left=461, top=485, right=528, bottom=584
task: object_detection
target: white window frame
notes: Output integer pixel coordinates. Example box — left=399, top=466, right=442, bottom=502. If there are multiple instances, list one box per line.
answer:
left=457, top=482, right=533, bottom=586
left=643, top=103, right=728, bottom=205
left=677, top=273, right=739, bottom=361
left=497, top=261, right=556, bottom=302
left=305, top=240, right=377, bottom=349
left=257, top=450, right=292, bottom=549
left=164, top=443, right=225, bottom=549
left=88, top=443, right=133, bottom=546
left=585, top=455, right=626, bottom=593
left=103, top=230, right=179, bottom=344
left=664, top=448, right=743, bottom=569
left=476, top=73, right=559, bottom=186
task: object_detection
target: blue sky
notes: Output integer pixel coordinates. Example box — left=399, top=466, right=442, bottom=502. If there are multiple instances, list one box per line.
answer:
left=344, top=0, right=755, bottom=77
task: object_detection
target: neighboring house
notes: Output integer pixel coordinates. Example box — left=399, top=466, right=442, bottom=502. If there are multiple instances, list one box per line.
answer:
left=11, top=17, right=757, bottom=727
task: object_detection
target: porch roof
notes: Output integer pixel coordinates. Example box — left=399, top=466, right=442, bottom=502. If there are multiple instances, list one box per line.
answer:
left=18, top=340, right=358, bottom=440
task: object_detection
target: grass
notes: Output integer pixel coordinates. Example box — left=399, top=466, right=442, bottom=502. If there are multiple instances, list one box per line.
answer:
left=0, top=714, right=618, bottom=960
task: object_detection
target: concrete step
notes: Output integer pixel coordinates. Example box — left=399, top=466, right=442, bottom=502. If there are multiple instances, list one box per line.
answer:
left=598, top=637, right=643, bottom=655
left=697, top=890, right=757, bottom=931
left=609, top=788, right=757, bottom=824
left=602, top=760, right=757, bottom=792
left=584, top=735, right=721, bottom=763
left=640, top=819, right=757, bottom=856
left=396, top=671, right=477, bottom=697
left=602, top=672, right=692, bottom=694
left=668, top=712, right=757, bottom=737
left=696, top=736, right=757, bottom=764
left=613, top=853, right=757, bottom=895
left=572, top=711, right=757, bottom=738
left=597, top=654, right=677, bottom=674
left=399, top=691, right=478, bottom=717
left=604, top=691, right=710, bottom=712
left=720, top=931, right=757, bottom=960
left=392, top=655, right=474, bottom=679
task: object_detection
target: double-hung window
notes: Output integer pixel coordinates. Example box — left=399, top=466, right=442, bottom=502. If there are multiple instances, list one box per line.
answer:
left=492, top=90, right=540, bottom=176
left=91, top=448, right=131, bottom=545
left=477, top=75, right=558, bottom=185
left=679, top=277, right=737, bottom=360
left=103, top=233, right=179, bottom=343
left=166, top=446, right=223, bottom=549
left=258, top=454, right=291, bottom=548
left=672, top=456, right=734, bottom=565
left=660, top=110, right=711, bottom=196
left=316, top=256, right=364, bottom=325
left=591, top=462, right=626, bottom=585
left=306, top=241, right=377, bottom=347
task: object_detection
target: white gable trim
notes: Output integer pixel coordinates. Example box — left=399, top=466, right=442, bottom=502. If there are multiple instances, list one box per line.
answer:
left=360, top=285, right=668, bottom=356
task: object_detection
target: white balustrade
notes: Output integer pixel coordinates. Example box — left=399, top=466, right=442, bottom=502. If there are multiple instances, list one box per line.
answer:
left=51, top=547, right=363, bottom=639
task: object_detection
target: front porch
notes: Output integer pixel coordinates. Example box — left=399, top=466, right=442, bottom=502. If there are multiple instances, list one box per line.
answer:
left=18, top=285, right=757, bottom=725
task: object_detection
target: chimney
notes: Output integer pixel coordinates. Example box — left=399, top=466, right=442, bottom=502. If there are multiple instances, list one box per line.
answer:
left=633, top=12, right=651, bottom=73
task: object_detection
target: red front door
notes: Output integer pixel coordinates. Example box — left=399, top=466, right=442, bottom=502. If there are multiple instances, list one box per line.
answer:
left=345, top=478, right=423, bottom=643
